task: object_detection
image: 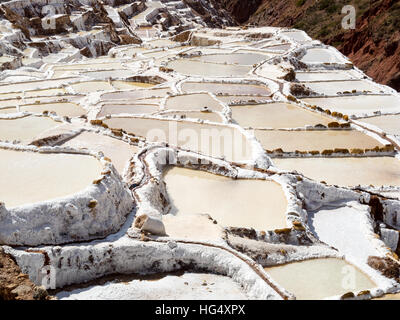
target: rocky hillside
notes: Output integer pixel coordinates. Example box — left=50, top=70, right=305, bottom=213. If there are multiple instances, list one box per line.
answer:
left=217, top=0, right=400, bottom=92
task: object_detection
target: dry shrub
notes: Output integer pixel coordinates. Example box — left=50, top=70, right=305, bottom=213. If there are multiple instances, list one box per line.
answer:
left=368, top=256, right=400, bottom=281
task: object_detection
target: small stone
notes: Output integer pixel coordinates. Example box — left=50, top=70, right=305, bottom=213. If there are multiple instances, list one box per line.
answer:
left=167, top=241, right=177, bottom=249
left=11, top=284, right=31, bottom=296
left=33, top=286, right=48, bottom=300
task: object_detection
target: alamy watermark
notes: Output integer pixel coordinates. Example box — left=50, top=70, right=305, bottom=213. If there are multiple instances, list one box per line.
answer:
left=342, top=5, right=356, bottom=30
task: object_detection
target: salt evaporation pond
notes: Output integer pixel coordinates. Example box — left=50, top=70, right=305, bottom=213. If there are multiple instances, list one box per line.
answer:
left=301, top=48, right=344, bottom=64
left=163, top=167, right=287, bottom=231
left=165, top=93, right=223, bottom=112
left=295, top=70, right=360, bottom=82
left=98, top=104, right=159, bottom=117
left=57, top=272, right=247, bottom=300
left=255, top=130, right=383, bottom=152
left=231, top=103, right=332, bottom=128
left=359, top=115, right=400, bottom=136
left=0, top=116, right=60, bottom=143
left=0, top=149, right=102, bottom=208
left=302, top=95, right=400, bottom=116
left=265, top=258, right=375, bottom=300
left=160, top=111, right=223, bottom=123
left=192, top=53, right=268, bottom=65
left=216, top=95, right=272, bottom=105
left=61, top=131, right=139, bottom=175
left=103, top=117, right=253, bottom=162
left=112, top=81, right=154, bottom=90
left=20, top=102, right=86, bottom=117
left=374, top=293, right=400, bottom=300
left=71, top=81, right=114, bottom=93
left=301, top=80, right=382, bottom=95
left=181, top=81, right=271, bottom=96
left=167, top=59, right=251, bottom=77
left=274, top=157, right=400, bottom=187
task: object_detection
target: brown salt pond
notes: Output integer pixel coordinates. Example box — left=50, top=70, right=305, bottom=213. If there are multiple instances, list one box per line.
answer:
left=302, top=95, right=400, bottom=116
left=163, top=167, right=287, bottom=230
left=359, top=115, right=400, bottom=136
left=165, top=93, right=223, bottom=112
left=265, top=258, right=375, bottom=300
left=97, top=104, right=159, bottom=117
left=20, top=102, right=86, bottom=117
left=255, top=130, right=384, bottom=152
left=232, top=103, right=332, bottom=128
left=61, top=131, right=138, bottom=175
left=0, top=116, right=60, bottom=143
left=0, top=148, right=102, bottom=208
left=274, top=157, right=400, bottom=187
left=181, top=82, right=271, bottom=96
left=104, top=117, right=252, bottom=162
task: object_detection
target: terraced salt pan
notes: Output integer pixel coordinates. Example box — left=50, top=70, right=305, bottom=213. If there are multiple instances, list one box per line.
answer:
left=274, top=157, right=400, bottom=187
left=0, top=116, right=60, bottom=143
left=265, top=258, right=375, bottom=300
left=20, top=102, right=86, bottom=117
left=301, top=48, right=345, bottom=64
left=163, top=167, right=287, bottom=230
left=0, top=88, right=66, bottom=100
left=57, top=272, right=247, bottom=300
left=159, top=111, right=223, bottom=123
left=112, top=81, right=154, bottom=90
left=296, top=70, right=361, bottom=82
left=162, top=214, right=223, bottom=241
left=216, top=95, right=272, bottom=105
left=281, top=31, right=311, bottom=43
left=255, top=130, right=383, bottom=152
left=101, top=88, right=170, bottom=101
left=103, top=117, right=253, bottom=162
left=167, top=59, right=251, bottom=77
left=301, top=80, right=383, bottom=96
left=308, top=203, right=382, bottom=262
left=359, top=115, right=400, bottom=136
left=98, top=104, right=159, bottom=117
left=262, top=44, right=291, bottom=52
left=192, top=53, right=269, bottom=65
left=70, top=81, right=114, bottom=93
left=146, top=39, right=176, bottom=48
left=0, top=78, right=74, bottom=93
left=61, top=131, right=138, bottom=175
left=181, top=82, right=271, bottom=96
left=302, top=95, right=400, bottom=116
left=0, top=95, right=81, bottom=109
left=374, top=293, right=400, bottom=300
left=165, top=93, right=223, bottom=112
left=52, top=62, right=124, bottom=72
left=232, top=103, right=332, bottom=128
left=0, top=148, right=102, bottom=208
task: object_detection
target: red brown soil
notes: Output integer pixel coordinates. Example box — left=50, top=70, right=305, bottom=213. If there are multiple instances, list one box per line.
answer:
left=216, top=0, right=400, bottom=92
left=0, top=248, right=50, bottom=300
